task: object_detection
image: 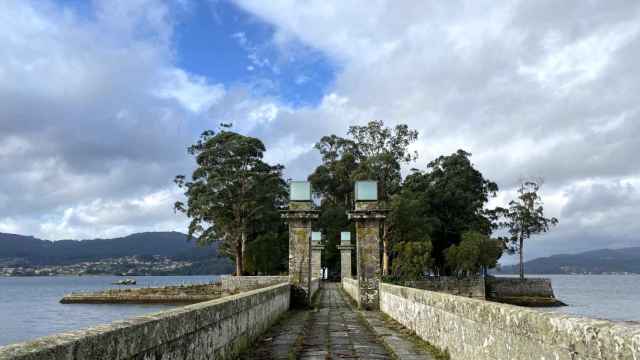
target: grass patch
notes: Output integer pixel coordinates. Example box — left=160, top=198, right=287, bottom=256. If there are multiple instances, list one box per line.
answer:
left=492, top=296, right=567, bottom=307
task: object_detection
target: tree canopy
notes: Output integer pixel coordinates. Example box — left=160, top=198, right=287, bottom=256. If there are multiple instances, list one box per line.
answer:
left=446, top=231, right=503, bottom=276
left=173, top=121, right=558, bottom=281
left=309, top=120, right=419, bottom=275
left=174, top=125, right=287, bottom=276
left=499, top=180, right=558, bottom=279
left=388, top=150, right=499, bottom=275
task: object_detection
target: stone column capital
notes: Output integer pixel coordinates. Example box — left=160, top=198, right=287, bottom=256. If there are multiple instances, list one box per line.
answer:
left=347, top=209, right=389, bottom=221
left=281, top=209, right=320, bottom=221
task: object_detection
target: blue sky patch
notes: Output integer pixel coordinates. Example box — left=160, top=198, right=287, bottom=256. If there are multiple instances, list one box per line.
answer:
left=53, top=0, right=336, bottom=107
left=173, top=1, right=336, bottom=106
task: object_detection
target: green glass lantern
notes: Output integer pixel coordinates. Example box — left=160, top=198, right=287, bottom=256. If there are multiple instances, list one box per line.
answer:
left=311, top=232, right=322, bottom=241
left=340, top=231, right=351, bottom=241
left=355, top=180, right=378, bottom=201
left=290, top=181, right=311, bottom=201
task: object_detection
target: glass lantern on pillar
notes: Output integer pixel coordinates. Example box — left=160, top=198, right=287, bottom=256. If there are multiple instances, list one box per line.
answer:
left=290, top=181, right=312, bottom=201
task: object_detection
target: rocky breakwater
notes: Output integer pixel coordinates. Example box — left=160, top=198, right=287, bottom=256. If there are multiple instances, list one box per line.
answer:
left=60, top=283, right=228, bottom=304
left=486, top=276, right=566, bottom=307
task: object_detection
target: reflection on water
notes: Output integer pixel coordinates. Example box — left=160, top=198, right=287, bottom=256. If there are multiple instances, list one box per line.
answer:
left=0, top=275, right=220, bottom=346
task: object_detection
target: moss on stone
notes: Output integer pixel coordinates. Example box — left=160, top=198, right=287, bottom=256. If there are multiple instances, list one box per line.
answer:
left=493, top=296, right=567, bottom=307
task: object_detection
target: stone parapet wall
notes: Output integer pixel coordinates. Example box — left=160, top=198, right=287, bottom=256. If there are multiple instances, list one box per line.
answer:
left=60, top=283, right=223, bottom=304
left=380, top=282, right=640, bottom=360
left=342, top=277, right=359, bottom=303
left=220, top=275, right=288, bottom=292
left=311, top=241, right=323, bottom=279
left=486, top=276, right=554, bottom=298
left=404, top=276, right=485, bottom=299
left=0, top=283, right=291, bottom=360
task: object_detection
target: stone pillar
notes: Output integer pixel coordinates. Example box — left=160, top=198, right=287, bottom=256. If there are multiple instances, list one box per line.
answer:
left=348, top=181, right=387, bottom=310
left=311, top=237, right=324, bottom=280
left=337, top=232, right=354, bottom=280
left=282, top=182, right=318, bottom=307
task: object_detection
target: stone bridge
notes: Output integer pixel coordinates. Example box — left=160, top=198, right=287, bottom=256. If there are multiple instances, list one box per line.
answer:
left=1, top=181, right=639, bottom=359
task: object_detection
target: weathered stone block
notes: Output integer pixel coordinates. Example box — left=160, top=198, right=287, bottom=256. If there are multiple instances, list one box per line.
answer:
left=219, top=276, right=288, bottom=293
left=354, top=218, right=382, bottom=310
left=311, top=240, right=324, bottom=279
left=282, top=202, right=319, bottom=307
left=337, top=240, right=354, bottom=280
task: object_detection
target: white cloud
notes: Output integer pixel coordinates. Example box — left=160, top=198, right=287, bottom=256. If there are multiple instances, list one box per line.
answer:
left=248, top=103, right=279, bottom=123
left=38, top=188, right=185, bottom=240
left=518, top=22, right=640, bottom=94
left=155, top=68, right=225, bottom=113
left=0, top=0, right=222, bottom=239
left=232, top=0, right=640, bottom=259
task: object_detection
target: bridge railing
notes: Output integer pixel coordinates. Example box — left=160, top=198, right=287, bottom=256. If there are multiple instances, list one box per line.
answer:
left=342, top=276, right=359, bottom=303
left=379, top=282, right=640, bottom=360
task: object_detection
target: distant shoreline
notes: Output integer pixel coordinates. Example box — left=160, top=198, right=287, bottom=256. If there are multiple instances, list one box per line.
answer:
left=0, top=274, right=229, bottom=278
left=493, top=273, right=640, bottom=276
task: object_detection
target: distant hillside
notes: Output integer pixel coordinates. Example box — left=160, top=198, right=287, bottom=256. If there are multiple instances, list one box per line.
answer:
left=0, top=232, right=234, bottom=274
left=497, top=247, right=640, bottom=274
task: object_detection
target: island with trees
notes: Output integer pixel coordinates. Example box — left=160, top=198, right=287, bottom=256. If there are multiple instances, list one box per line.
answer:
left=175, top=120, right=561, bottom=306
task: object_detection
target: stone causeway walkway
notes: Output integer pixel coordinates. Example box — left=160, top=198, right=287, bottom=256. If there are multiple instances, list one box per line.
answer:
left=238, top=283, right=435, bottom=360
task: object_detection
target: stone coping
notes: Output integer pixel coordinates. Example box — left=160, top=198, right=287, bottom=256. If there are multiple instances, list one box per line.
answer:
left=60, top=294, right=219, bottom=304
left=381, top=282, right=640, bottom=359
left=0, top=283, right=290, bottom=360
left=60, top=283, right=224, bottom=304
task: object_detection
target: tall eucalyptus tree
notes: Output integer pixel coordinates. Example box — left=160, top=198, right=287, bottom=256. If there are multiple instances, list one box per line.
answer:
left=174, top=125, right=287, bottom=276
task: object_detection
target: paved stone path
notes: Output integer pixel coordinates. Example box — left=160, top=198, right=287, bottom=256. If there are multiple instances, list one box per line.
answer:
left=298, top=283, right=391, bottom=359
left=239, top=283, right=435, bottom=359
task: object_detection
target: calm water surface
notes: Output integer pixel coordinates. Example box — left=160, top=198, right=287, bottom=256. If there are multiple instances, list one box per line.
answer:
left=538, top=274, right=640, bottom=322
left=0, top=275, right=220, bottom=346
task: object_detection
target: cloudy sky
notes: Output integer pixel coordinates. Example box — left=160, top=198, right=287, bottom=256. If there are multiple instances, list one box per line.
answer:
left=1, top=0, right=639, bottom=263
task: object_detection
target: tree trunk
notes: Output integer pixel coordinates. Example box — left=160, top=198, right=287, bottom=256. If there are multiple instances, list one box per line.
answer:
left=235, top=243, right=243, bottom=276
left=519, top=236, right=524, bottom=280
left=382, top=222, right=390, bottom=276
left=241, top=231, right=247, bottom=275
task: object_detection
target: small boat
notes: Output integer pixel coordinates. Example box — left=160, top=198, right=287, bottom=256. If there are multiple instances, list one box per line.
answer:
left=112, top=278, right=136, bottom=285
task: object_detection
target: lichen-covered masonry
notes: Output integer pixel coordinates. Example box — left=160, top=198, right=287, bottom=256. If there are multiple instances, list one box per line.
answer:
left=378, top=282, right=640, bottom=360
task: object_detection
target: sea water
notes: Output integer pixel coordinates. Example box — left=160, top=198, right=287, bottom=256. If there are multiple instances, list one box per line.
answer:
left=0, top=275, right=220, bottom=346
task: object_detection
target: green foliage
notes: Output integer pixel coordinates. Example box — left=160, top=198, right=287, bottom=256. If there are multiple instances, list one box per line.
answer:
left=245, top=231, right=288, bottom=275
left=309, top=120, right=419, bottom=275
left=389, top=150, right=499, bottom=273
left=309, top=135, right=359, bottom=207
left=499, top=180, right=558, bottom=279
left=347, top=120, right=418, bottom=201
left=170, top=120, right=549, bottom=281
left=315, top=204, right=353, bottom=275
left=174, top=125, right=287, bottom=275
left=309, top=119, right=418, bottom=205
left=446, top=231, right=503, bottom=276
left=391, top=240, right=433, bottom=280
